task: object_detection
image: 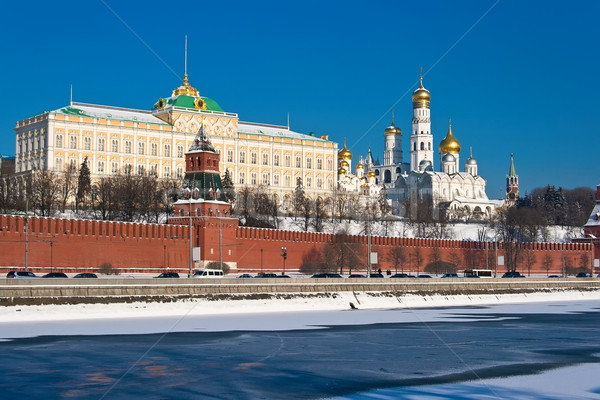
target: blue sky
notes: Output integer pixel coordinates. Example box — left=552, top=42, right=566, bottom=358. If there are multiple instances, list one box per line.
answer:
left=1, top=0, right=598, bottom=198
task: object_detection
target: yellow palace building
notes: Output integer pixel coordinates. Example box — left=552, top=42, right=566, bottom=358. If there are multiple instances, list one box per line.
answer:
left=14, top=74, right=339, bottom=211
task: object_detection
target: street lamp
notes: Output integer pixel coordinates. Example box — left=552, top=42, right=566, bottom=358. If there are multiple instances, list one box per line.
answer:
left=281, top=247, right=287, bottom=275
left=260, top=248, right=263, bottom=273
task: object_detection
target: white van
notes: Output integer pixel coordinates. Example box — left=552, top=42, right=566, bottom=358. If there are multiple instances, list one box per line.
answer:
left=193, top=269, right=224, bottom=278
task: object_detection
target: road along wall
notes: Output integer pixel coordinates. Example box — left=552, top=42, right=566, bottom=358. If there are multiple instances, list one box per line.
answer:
left=1, top=278, right=598, bottom=306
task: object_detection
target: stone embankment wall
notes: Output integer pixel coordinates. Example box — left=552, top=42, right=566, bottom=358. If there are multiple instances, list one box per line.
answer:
left=1, top=278, right=598, bottom=306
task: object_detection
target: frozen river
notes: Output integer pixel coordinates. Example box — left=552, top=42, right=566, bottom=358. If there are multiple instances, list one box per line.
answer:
left=1, top=297, right=599, bottom=399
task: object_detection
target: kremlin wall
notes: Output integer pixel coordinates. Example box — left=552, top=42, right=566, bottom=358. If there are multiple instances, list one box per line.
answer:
left=0, top=213, right=593, bottom=276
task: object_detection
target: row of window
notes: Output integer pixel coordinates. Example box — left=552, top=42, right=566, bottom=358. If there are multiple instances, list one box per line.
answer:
left=55, top=135, right=185, bottom=157
left=234, top=150, right=333, bottom=170
left=53, top=135, right=334, bottom=170
left=54, top=158, right=185, bottom=179
left=237, top=171, right=332, bottom=189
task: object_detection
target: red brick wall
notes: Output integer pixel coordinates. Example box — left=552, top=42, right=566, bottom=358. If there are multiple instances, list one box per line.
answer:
left=0, top=215, right=189, bottom=274
left=0, top=214, right=594, bottom=276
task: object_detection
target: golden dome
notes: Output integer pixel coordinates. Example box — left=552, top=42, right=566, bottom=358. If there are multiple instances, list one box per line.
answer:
left=338, top=142, right=352, bottom=160
left=384, top=123, right=402, bottom=135
left=367, top=170, right=376, bottom=178
left=340, top=160, right=349, bottom=168
left=172, top=74, right=199, bottom=97
left=356, top=162, right=364, bottom=170
left=439, top=123, right=461, bottom=154
left=412, top=77, right=431, bottom=103
left=338, top=167, right=347, bottom=175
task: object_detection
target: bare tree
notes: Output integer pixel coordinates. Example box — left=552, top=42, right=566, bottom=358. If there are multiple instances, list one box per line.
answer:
left=523, top=249, right=537, bottom=277
left=542, top=254, right=553, bottom=277
left=386, top=246, right=407, bottom=274
left=412, top=247, right=424, bottom=276
left=30, top=167, right=59, bottom=217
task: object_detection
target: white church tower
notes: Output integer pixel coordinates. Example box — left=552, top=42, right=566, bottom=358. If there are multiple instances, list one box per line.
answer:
left=383, top=110, right=402, bottom=165
left=410, top=77, right=434, bottom=171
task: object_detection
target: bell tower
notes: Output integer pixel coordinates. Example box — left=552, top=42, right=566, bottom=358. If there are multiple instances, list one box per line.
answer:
left=410, top=74, right=434, bottom=171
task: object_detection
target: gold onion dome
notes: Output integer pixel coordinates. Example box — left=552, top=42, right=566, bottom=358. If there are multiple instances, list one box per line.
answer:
left=338, top=167, right=347, bottom=175
left=384, top=123, right=402, bottom=135
left=412, top=77, right=431, bottom=103
left=172, top=74, right=199, bottom=97
left=367, top=170, right=376, bottom=178
left=356, top=162, right=364, bottom=170
left=340, top=160, right=349, bottom=168
left=338, top=143, right=352, bottom=160
left=439, top=123, right=461, bottom=154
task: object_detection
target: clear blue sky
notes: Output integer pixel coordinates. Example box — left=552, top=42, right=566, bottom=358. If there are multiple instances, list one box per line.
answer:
left=2, top=0, right=598, bottom=198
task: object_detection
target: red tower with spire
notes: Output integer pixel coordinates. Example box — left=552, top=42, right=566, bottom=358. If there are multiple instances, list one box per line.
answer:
left=168, top=124, right=238, bottom=271
left=506, top=153, right=519, bottom=206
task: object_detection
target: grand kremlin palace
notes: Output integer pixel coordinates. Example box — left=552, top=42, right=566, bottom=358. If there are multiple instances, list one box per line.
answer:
left=13, top=75, right=339, bottom=211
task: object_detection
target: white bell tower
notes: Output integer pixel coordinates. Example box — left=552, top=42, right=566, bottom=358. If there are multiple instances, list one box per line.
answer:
left=410, top=75, right=434, bottom=171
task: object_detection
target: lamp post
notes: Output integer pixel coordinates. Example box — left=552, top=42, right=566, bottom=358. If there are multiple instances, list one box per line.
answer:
left=260, top=248, right=263, bottom=273
left=163, top=244, right=167, bottom=271
left=24, top=200, right=29, bottom=271
left=281, top=247, right=287, bottom=275
left=188, top=193, right=193, bottom=278
left=50, top=241, right=53, bottom=273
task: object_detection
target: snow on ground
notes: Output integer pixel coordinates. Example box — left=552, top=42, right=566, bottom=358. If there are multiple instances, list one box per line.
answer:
left=277, top=217, right=582, bottom=242
left=1, top=290, right=599, bottom=339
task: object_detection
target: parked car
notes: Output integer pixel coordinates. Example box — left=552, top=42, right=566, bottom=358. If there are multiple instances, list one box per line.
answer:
left=575, top=272, right=591, bottom=278
left=6, top=270, right=38, bottom=279
left=502, top=271, right=524, bottom=278
left=441, top=273, right=459, bottom=278
left=418, top=274, right=432, bottom=278
left=548, top=275, right=562, bottom=278
left=276, top=274, right=291, bottom=278
left=369, top=273, right=384, bottom=278
left=155, top=272, right=179, bottom=278
left=348, top=274, right=366, bottom=278
left=255, top=273, right=278, bottom=278
left=238, top=274, right=254, bottom=278
left=390, top=273, right=409, bottom=278
left=42, top=272, right=68, bottom=278
left=193, top=269, right=224, bottom=278
left=73, top=273, right=98, bottom=278
left=311, top=273, right=343, bottom=278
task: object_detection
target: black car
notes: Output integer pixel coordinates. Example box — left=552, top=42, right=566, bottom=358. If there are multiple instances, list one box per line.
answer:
left=42, top=272, right=68, bottom=278
left=73, top=273, right=98, bottom=278
left=441, top=273, right=459, bottom=278
left=548, top=275, right=562, bottom=278
left=390, top=273, right=409, bottom=278
left=348, top=274, right=366, bottom=278
left=155, top=272, right=180, bottom=278
left=417, top=274, right=432, bottom=278
left=311, top=273, right=343, bottom=278
left=369, top=273, right=384, bottom=278
left=502, top=271, right=524, bottom=278
left=276, top=274, right=291, bottom=278
left=255, top=273, right=278, bottom=278
left=238, top=274, right=254, bottom=278
left=575, top=272, right=591, bottom=278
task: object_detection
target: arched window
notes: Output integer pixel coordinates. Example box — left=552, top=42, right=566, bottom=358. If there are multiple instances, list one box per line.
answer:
left=420, top=142, right=424, bottom=150
left=384, top=170, right=391, bottom=183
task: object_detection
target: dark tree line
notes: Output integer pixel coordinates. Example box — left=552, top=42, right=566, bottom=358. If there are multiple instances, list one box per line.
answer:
left=517, top=185, right=595, bottom=227
left=0, top=160, right=180, bottom=223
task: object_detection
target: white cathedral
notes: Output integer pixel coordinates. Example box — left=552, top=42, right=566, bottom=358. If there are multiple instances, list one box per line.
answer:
left=340, top=77, right=496, bottom=221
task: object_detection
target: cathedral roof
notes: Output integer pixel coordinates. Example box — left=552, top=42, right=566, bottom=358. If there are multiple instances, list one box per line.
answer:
left=412, top=77, right=431, bottom=103
left=439, top=123, right=461, bottom=154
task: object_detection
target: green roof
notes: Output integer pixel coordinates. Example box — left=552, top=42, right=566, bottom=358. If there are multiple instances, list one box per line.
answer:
left=155, top=95, right=224, bottom=112
left=182, top=171, right=227, bottom=202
